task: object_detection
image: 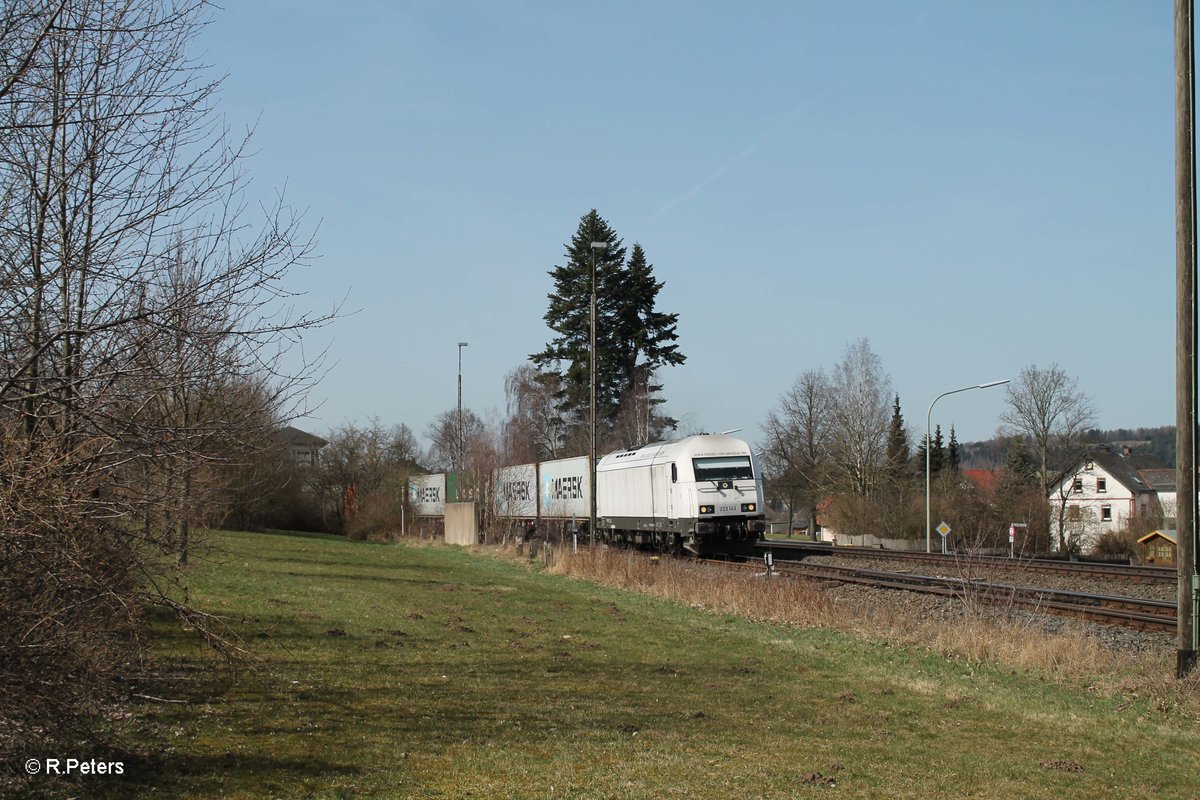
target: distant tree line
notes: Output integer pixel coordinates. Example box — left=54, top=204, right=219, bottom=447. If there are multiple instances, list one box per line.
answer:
left=956, top=426, right=1175, bottom=470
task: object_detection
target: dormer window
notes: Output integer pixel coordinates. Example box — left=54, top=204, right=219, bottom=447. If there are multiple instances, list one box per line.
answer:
left=1085, top=460, right=1093, bottom=471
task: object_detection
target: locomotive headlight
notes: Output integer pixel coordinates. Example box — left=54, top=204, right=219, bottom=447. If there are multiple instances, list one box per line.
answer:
left=741, top=503, right=756, bottom=513
left=699, top=505, right=714, bottom=515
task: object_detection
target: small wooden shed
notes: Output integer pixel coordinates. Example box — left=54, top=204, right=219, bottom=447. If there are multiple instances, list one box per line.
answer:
left=1137, top=529, right=1177, bottom=566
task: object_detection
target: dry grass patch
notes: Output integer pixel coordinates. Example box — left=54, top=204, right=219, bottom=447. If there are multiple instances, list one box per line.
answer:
left=531, top=544, right=1199, bottom=720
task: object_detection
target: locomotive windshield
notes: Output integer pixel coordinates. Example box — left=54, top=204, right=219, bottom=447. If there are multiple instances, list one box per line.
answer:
left=692, top=456, right=753, bottom=482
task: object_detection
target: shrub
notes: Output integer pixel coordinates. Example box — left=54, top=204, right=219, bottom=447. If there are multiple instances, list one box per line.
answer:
left=345, top=483, right=410, bottom=541
left=1093, top=530, right=1140, bottom=561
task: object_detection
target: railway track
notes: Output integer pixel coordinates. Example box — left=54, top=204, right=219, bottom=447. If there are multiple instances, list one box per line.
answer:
left=699, top=557, right=1178, bottom=633
left=758, top=540, right=1177, bottom=584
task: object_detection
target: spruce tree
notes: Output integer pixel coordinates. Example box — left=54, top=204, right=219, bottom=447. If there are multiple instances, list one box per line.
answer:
left=532, top=211, right=685, bottom=449
left=930, top=424, right=945, bottom=474
left=531, top=210, right=625, bottom=426
left=1003, top=440, right=1037, bottom=488
left=885, top=394, right=909, bottom=483
left=611, top=243, right=685, bottom=437
left=947, top=425, right=960, bottom=471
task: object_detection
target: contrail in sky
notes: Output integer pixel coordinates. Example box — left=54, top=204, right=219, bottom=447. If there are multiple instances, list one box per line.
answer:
left=650, top=9, right=931, bottom=225
left=649, top=90, right=832, bottom=225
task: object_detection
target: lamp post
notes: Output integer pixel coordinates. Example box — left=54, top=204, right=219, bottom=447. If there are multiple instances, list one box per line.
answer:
left=457, top=341, right=468, bottom=475
left=589, top=240, right=607, bottom=543
left=925, top=379, right=1009, bottom=553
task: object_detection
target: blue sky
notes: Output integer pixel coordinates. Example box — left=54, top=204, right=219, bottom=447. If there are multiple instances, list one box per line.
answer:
left=201, top=1, right=1175, bottom=450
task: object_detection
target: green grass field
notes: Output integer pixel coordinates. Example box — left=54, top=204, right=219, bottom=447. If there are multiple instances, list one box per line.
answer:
left=84, top=531, right=1200, bottom=798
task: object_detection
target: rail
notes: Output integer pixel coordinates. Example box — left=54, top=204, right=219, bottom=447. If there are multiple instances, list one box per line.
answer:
left=758, top=540, right=1177, bottom=584
left=697, top=557, right=1177, bottom=633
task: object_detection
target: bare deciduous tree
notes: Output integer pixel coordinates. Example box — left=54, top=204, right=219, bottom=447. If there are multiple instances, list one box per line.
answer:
left=312, top=421, right=422, bottom=535
left=760, top=368, right=832, bottom=535
left=0, top=0, right=333, bottom=760
left=826, top=338, right=893, bottom=498
left=502, top=363, right=566, bottom=462
left=999, top=363, right=1095, bottom=498
left=425, top=407, right=488, bottom=474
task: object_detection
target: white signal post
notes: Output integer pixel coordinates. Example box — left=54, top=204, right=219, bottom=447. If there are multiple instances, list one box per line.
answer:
left=1009, top=522, right=1028, bottom=559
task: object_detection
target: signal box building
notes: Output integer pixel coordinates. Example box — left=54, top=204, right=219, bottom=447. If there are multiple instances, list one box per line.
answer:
left=276, top=426, right=328, bottom=468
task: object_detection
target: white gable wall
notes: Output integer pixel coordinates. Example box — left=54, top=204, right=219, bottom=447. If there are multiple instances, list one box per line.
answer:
left=1047, top=461, right=1140, bottom=550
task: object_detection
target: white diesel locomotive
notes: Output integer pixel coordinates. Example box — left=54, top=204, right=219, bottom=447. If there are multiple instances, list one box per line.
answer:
left=596, top=434, right=766, bottom=554
left=410, top=434, right=767, bottom=556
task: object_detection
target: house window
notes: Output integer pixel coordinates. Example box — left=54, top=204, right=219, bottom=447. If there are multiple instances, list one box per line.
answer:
left=1100, top=505, right=1112, bottom=522
left=1096, top=478, right=1106, bottom=493
left=1073, top=477, right=1083, bottom=493
left=1068, top=505, right=1081, bottom=521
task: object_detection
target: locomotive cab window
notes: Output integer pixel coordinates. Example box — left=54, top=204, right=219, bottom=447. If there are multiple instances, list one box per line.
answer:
left=692, top=456, right=753, bottom=482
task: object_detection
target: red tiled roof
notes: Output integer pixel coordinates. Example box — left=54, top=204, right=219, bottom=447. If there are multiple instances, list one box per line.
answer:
left=963, top=469, right=999, bottom=495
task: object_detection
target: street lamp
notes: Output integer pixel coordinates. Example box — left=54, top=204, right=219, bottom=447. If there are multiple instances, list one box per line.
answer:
left=925, top=379, right=1009, bottom=553
left=457, top=341, right=468, bottom=475
left=589, top=240, right=607, bottom=543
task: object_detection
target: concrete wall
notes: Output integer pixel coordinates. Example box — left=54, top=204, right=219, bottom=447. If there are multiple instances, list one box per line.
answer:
left=834, top=534, right=924, bottom=550
left=445, top=502, right=478, bottom=546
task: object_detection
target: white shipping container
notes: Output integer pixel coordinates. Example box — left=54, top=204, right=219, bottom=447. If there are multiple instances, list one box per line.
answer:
left=410, top=473, right=446, bottom=517
left=538, top=456, right=590, bottom=519
left=494, top=463, right=537, bottom=518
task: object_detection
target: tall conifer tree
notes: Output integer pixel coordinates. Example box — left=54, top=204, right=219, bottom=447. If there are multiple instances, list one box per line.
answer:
left=532, top=211, right=685, bottom=449
left=947, top=425, right=961, bottom=471
left=1002, top=440, right=1037, bottom=488
left=886, top=394, right=909, bottom=484
left=929, top=425, right=945, bottom=474
left=611, top=243, right=685, bottom=438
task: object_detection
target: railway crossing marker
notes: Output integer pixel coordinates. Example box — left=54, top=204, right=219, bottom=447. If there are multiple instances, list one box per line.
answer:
left=936, top=521, right=951, bottom=555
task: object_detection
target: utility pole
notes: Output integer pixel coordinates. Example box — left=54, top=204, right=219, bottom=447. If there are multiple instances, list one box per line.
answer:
left=1176, top=0, right=1198, bottom=678
left=457, top=341, right=468, bottom=476
left=589, top=240, right=607, bottom=544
